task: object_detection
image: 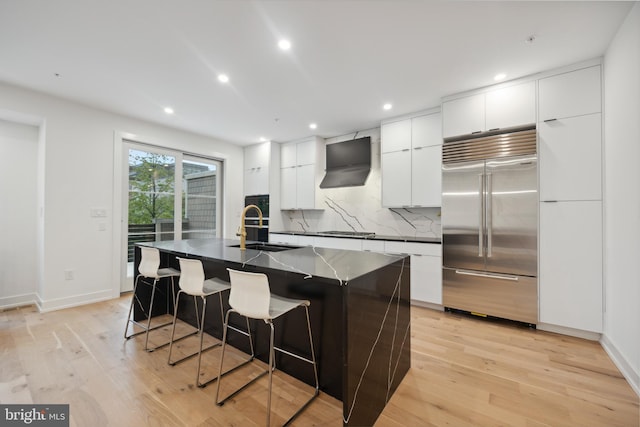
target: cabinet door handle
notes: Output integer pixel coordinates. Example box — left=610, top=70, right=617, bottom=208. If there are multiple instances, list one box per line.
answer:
left=414, top=147, right=423, bottom=150
left=471, top=130, right=482, bottom=134
left=543, top=118, right=558, bottom=123
left=542, top=200, right=558, bottom=203
left=488, top=128, right=500, bottom=131
left=402, top=149, right=410, bottom=152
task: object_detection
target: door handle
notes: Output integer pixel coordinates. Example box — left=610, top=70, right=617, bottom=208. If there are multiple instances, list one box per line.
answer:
left=478, top=173, right=484, bottom=257
left=455, top=270, right=519, bottom=281
left=486, top=173, right=492, bottom=258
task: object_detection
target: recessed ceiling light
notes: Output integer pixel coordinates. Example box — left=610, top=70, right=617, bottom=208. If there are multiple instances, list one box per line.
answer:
left=494, top=73, right=507, bottom=81
left=278, top=39, right=291, bottom=50
left=309, top=123, right=317, bottom=130
left=383, top=103, right=393, bottom=111
left=259, top=137, right=267, bottom=142
left=164, top=107, right=174, bottom=115
left=218, top=74, right=229, bottom=83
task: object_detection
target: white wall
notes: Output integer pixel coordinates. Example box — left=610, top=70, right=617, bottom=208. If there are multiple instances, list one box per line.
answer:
left=0, top=82, right=244, bottom=311
left=603, top=2, right=640, bottom=395
left=279, top=128, right=442, bottom=238
left=0, top=119, right=39, bottom=307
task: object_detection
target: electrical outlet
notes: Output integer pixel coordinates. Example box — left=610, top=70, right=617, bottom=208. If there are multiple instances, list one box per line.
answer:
left=64, top=270, right=74, bottom=280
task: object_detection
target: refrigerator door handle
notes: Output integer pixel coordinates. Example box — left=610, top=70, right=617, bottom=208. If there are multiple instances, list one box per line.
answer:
left=486, top=173, right=492, bottom=257
left=455, top=270, right=519, bottom=282
left=478, top=173, right=484, bottom=257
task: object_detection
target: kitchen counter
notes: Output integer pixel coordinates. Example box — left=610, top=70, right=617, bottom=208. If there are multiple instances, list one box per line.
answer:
left=144, top=237, right=406, bottom=282
left=134, top=238, right=411, bottom=426
left=269, top=230, right=441, bottom=244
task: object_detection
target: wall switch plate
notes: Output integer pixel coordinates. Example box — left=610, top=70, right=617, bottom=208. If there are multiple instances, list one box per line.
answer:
left=90, top=208, right=107, bottom=218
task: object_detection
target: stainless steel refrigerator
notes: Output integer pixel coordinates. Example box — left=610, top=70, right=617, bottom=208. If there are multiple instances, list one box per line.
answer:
left=442, top=127, right=538, bottom=325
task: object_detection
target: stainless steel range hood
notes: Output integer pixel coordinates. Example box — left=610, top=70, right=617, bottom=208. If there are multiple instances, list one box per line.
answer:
left=319, top=136, right=371, bottom=189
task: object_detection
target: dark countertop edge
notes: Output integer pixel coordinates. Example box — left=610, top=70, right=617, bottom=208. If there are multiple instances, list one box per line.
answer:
left=136, top=239, right=409, bottom=283
left=269, top=231, right=441, bottom=244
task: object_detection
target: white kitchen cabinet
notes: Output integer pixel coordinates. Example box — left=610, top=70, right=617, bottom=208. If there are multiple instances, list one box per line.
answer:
left=381, top=150, right=412, bottom=207
left=279, top=137, right=324, bottom=210
left=443, top=81, right=536, bottom=138
left=244, top=142, right=270, bottom=196
left=269, top=233, right=299, bottom=245
left=280, top=166, right=297, bottom=209
left=313, top=236, right=362, bottom=251
left=361, top=239, right=385, bottom=252
left=539, top=65, right=601, bottom=121
left=381, top=120, right=411, bottom=153
left=442, top=93, right=485, bottom=138
left=485, top=81, right=536, bottom=131
left=412, top=145, right=442, bottom=206
left=385, top=241, right=442, bottom=305
left=297, top=235, right=315, bottom=246
left=381, top=112, right=442, bottom=208
left=539, top=113, right=602, bottom=201
left=539, top=201, right=603, bottom=333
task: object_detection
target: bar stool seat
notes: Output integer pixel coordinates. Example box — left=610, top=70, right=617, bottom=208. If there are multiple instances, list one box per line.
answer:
left=124, top=246, right=180, bottom=352
left=216, top=268, right=319, bottom=427
left=168, top=258, right=254, bottom=388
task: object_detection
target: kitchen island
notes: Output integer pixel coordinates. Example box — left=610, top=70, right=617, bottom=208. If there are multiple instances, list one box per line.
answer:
left=133, top=238, right=411, bottom=426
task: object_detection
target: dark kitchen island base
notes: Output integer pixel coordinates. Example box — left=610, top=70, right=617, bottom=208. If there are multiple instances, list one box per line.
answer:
left=133, top=239, right=411, bottom=426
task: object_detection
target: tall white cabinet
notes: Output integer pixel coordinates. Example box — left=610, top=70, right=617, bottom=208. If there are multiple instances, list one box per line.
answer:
left=538, top=65, right=603, bottom=333
left=280, top=136, right=325, bottom=210
left=381, top=111, right=442, bottom=207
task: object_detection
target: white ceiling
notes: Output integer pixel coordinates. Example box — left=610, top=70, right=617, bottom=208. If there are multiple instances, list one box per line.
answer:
left=0, top=1, right=634, bottom=146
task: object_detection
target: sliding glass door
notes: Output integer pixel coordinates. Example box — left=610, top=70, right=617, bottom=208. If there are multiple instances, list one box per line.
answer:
left=121, top=142, right=222, bottom=291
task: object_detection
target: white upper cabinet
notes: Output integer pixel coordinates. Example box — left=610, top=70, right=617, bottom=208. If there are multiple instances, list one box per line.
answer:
left=443, top=81, right=536, bottom=138
left=279, top=136, right=324, bottom=210
left=381, top=150, right=412, bottom=207
left=412, top=113, right=442, bottom=148
left=412, top=145, right=442, bottom=206
left=280, top=142, right=297, bottom=168
left=539, top=113, right=602, bottom=201
left=381, top=120, right=411, bottom=153
left=442, top=93, right=485, bottom=138
left=244, top=142, right=270, bottom=196
left=485, top=81, right=536, bottom=131
left=381, top=112, right=442, bottom=207
left=539, top=65, right=601, bottom=121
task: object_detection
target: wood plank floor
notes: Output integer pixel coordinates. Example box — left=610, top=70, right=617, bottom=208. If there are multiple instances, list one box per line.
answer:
left=1, top=296, right=637, bottom=426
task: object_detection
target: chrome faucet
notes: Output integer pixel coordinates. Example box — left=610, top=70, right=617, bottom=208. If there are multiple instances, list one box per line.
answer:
left=237, top=204, right=263, bottom=250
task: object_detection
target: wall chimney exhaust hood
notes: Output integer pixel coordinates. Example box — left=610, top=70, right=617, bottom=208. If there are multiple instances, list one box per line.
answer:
left=319, top=136, right=371, bottom=189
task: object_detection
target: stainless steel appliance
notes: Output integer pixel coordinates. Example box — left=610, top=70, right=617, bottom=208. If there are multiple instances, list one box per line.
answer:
left=442, top=127, right=538, bottom=325
left=244, top=194, right=269, bottom=242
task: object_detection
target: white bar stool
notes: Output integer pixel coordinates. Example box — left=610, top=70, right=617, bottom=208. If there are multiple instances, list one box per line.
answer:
left=168, top=258, right=255, bottom=387
left=215, top=268, right=319, bottom=427
left=124, top=246, right=180, bottom=352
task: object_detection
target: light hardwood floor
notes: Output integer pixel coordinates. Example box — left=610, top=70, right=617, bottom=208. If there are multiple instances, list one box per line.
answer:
left=1, top=296, right=638, bottom=426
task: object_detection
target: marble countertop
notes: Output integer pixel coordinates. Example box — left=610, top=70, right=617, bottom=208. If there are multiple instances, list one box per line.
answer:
left=140, top=238, right=407, bottom=284
left=269, top=230, right=441, bottom=244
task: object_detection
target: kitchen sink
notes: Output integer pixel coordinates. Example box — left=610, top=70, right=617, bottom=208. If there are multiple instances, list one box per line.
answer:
left=228, top=243, right=302, bottom=252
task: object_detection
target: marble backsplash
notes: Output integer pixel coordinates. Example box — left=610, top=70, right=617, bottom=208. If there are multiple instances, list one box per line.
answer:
left=278, top=128, right=442, bottom=239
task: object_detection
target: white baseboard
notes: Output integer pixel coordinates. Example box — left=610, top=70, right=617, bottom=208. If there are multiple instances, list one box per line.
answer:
left=411, top=300, right=444, bottom=311
left=537, top=322, right=602, bottom=341
left=36, top=289, right=114, bottom=313
left=0, top=293, right=37, bottom=310
left=601, top=334, right=640, bottom=397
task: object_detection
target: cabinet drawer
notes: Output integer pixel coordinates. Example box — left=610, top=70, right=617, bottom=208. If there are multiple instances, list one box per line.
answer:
left=385, top=241, right=441, bottom=256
